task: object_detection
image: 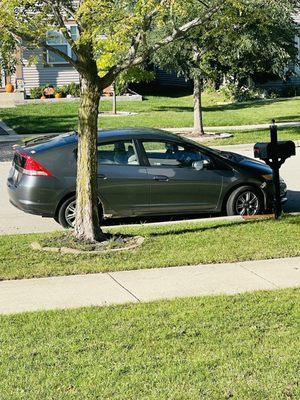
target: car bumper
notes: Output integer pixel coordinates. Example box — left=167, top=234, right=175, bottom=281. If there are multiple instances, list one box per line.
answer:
left=7, top=177, right=57, bottom=217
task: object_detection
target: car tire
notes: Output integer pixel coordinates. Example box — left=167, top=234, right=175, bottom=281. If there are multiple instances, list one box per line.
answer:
left=57, top=196, right=103, bottom=228
left=226, top=186, right=263, bottom=216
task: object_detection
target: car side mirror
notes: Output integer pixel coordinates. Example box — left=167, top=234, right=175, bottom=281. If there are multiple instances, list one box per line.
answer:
left=193, top=160, right=204, bottom=171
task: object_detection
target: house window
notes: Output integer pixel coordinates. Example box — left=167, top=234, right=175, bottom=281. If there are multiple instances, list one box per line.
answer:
left=46, top=26, right=78, bottom=65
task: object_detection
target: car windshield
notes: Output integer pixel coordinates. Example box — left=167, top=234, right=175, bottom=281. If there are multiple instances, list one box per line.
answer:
left=182, top=136, right=225, bottom=157
left=218, top=151, right=245, bottom=162
left=183, top=136, right=248, bottom=161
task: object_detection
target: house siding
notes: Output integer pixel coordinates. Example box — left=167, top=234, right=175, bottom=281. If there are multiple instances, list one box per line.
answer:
left=154, top=67, right=191, bottom=87
left=22, top=49, right=80, bottom=94
left=259, top=76, right=300, bottom=90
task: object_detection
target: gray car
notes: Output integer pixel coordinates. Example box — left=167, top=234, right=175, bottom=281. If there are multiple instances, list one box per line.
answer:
left=7, top=128, right=287, bottom=228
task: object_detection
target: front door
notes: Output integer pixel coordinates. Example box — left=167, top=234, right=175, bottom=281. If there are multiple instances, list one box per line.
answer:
left=97, top=139, right=149, bottom=217
left=139, top=140, right=223, bottom=214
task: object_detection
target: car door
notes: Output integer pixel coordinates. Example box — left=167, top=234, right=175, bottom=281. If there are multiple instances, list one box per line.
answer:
left=139, top=140, right=224, bottom=213
left=97, top=139, right=150, bottom=217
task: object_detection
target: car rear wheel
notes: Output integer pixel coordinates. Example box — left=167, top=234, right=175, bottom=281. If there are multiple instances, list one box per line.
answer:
left=57, top=196, right=103, bottom=228
left=226, top=186, right=263, bottom=216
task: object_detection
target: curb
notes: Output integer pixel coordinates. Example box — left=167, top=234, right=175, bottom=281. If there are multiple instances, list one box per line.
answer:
left=107, top=214, right=277, bottom=229
left=0, top=120, right=18, bottom=136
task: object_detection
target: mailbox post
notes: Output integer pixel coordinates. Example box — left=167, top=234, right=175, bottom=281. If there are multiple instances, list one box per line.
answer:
left=254, top=120, right=296, bottom=219
left=270, top=122, right=283, bottom=219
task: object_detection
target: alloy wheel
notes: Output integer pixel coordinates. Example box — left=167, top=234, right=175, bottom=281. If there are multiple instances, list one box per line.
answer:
left=65, top=200, right=76, bottom=227
left=235, top=191, right=259, bottom=216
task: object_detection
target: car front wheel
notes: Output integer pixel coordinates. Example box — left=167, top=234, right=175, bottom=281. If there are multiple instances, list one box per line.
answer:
left=226, top=186, right=263, bottom=216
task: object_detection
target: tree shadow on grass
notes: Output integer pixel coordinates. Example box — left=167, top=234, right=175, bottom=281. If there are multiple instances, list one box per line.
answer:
left=2, top=115, right=77, bottom=135
left=151, top=99, right=292, bottom=114
left=272, top=116, right=300, bottom=123
left=147, top=220, right=255, bottom=237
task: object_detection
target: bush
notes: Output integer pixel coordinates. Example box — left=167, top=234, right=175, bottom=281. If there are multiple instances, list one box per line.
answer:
left=30, top=82, right=80, bottom=99
left=264, top=85, right=300, bottom=99
left=219, top=83, right=264, bottom=102
left=280, top=85, right=299, bottom=98
left=65, top=82, right=80, bottom=97
left=30, top=86, right=44, bottom=99
left=55, top=86, right=70, bottom=97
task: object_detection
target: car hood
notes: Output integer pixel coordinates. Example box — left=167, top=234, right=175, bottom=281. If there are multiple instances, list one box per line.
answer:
left=219, top=151, right=273, bottom=175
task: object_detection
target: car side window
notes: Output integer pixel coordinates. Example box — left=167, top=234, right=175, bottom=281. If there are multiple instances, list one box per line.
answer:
left=141, top=141, right=211, bottom=168
left=97, top=140, right=139, bottom=166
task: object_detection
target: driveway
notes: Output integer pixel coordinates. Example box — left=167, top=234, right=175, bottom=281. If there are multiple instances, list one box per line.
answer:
left=0, top=141, right=299, bottom=235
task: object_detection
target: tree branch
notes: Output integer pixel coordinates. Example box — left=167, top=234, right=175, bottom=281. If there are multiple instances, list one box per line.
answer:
left=101, top=4, right=221, bottom=87
left=125, top=1, right=168, bottom=66
left=42, top=42, right=78, bottom=68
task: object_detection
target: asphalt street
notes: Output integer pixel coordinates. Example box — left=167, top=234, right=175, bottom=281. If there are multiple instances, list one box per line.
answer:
left=0, top=139, right=299, bottom=235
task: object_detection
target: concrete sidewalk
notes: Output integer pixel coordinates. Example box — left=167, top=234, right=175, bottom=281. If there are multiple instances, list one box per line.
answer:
left=1, top=257, right=299, bottom=315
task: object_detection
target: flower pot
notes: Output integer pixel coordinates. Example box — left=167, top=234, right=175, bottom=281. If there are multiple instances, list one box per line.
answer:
left=5, top=83, right=14, bottom=93
left=55, top=93, right=62, bottom=99
left=40, top=95, right=46, bottom=100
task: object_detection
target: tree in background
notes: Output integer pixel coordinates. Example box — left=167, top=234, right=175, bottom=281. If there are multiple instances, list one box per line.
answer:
left=153, top=0, right=299, bottom=135
left=215, top=0, right=299, bottom=97
left=112, top=66, right=154, bottom=115
left=0, top=32, right=18, bottom=86
left=0, top=0, right=222, bottom=242
left=152, top=33, right=218, bottom=135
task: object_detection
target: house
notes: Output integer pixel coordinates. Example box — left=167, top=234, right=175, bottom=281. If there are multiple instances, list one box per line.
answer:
left=0, top=26, right=112, bottom=97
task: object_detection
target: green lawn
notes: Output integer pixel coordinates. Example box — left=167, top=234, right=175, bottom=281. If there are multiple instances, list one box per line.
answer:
left=1, top=215, right=299, bottom=280
left=0, top=288, right=299, bottom=399
left=1, top=91, right=300, bottom=135
left=206, top=127, right=300, bottom=146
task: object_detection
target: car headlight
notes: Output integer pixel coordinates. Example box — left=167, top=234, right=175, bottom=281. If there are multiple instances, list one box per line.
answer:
left=261, top=174, right=273, bottom=181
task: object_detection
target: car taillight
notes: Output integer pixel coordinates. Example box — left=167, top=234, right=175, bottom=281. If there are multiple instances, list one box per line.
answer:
left=17, top=152, right=52, bottom=177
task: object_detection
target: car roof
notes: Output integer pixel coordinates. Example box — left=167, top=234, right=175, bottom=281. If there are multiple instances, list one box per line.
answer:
left=97, top=127, right=186, bottom=142
left=19, top=128, right=189, bottom=154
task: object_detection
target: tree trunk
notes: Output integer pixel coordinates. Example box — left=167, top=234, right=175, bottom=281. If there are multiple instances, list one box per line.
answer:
left=112, top=83, right=117, bottom=115
left=193, top=76, right=205, bottom=136
left=74, top=76, right=105, bottom=242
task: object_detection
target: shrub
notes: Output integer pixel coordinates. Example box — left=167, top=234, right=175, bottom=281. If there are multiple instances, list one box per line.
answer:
left=280, top=85, right=299, bottom=98
left=264, top=85, right=300, bottom=99
left=66, top=82, right=80, bottom=97
left=55, top=86, right=67, bottom=97
left=30, top=83, right=81, bottom=99
left=219, top=83, right=264, bottom=102
left=30, top=86, right=44, bottom=99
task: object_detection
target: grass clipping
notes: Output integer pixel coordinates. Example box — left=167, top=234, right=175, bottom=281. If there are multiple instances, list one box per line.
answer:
left=31, top=232, right=144, bottom=255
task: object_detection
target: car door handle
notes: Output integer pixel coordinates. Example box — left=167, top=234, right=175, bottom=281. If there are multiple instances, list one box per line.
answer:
left=98, top=174, right=108, bottom=180
left=153, top=175, right=169, bottom=182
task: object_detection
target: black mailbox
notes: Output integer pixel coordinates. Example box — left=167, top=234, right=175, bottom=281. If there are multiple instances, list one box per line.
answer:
left=254, top=141, right=296, bottom=161
left=254, top=122, right=296, bottom=219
